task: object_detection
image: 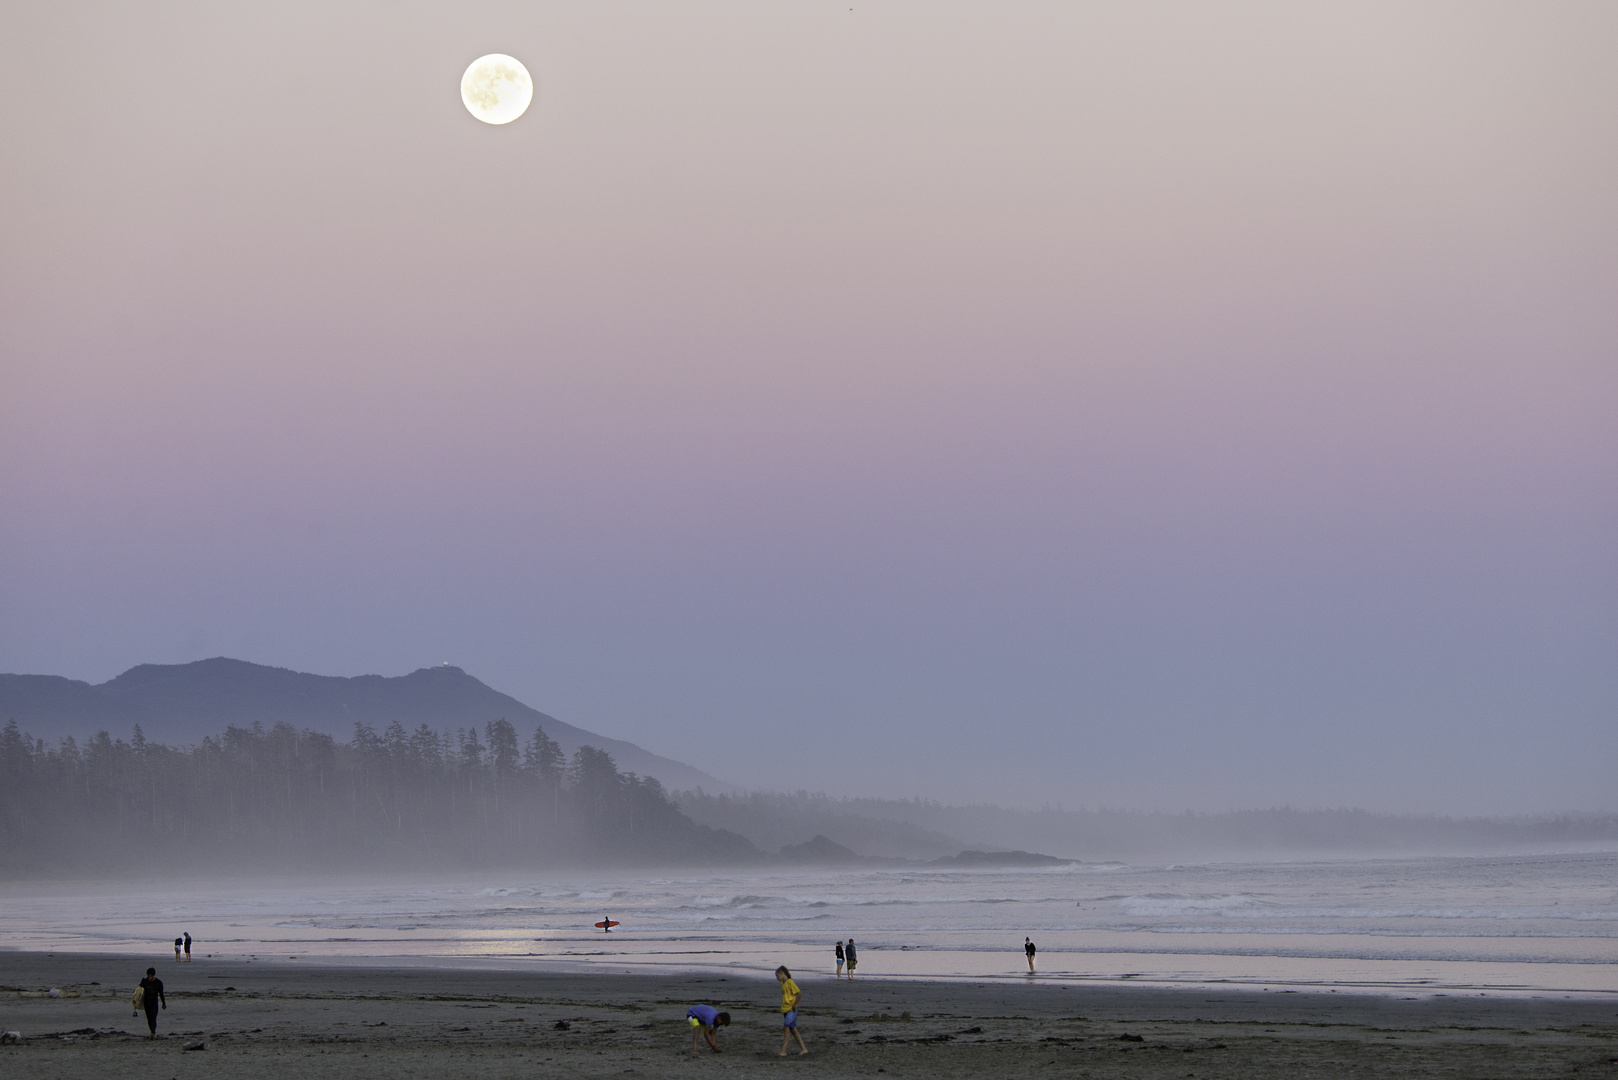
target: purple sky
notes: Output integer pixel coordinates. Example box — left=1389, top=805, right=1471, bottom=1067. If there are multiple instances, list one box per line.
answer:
left=2, top=2, right=1614, bottom=811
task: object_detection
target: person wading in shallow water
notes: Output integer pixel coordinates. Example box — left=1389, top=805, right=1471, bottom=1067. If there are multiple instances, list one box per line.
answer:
left=835, top=940, right=845, bottom=978
left=137, top=967, right=166, bottom=1038
left=844, top=938, right=857, bottom=977
left=1025, top=936, right=1037, bottom=972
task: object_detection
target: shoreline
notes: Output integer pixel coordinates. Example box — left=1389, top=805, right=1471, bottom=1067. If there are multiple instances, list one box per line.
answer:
left=5, top=936, right=1614, bottom=1000
left=4, top=952, right=1616, bottom=1078
left=7, top=945, right=1616, bottom=1002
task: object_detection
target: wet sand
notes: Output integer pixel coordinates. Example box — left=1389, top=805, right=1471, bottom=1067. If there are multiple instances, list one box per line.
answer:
left=3, top=951, right=1615, bottom=1078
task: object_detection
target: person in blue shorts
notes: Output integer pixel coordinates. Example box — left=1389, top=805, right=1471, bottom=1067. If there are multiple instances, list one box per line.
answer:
left=776, top=965, right=808, bottom=1056
left=686, top=1004, right=729, bottom=1054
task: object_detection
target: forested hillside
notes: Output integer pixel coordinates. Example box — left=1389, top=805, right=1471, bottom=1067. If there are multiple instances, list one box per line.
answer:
left=0, top=719, right=756, bottom=874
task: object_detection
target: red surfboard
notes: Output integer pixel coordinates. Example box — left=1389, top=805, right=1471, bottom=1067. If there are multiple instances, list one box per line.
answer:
left=594, top=920, right=620, bottom=929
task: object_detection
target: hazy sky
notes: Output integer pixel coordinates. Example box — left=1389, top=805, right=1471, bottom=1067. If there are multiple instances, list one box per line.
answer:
left=3, top=2, right=1614, bottom=813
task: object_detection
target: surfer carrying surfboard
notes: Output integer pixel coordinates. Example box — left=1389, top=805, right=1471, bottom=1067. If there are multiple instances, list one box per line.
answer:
left=596, top=916, right=619, bottom=933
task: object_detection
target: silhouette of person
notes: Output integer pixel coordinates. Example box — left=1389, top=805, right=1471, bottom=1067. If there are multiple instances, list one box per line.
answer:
left=1025, top=936, right=1036, bottom=972
left=138, top=967, right=166, bottom=1038
left=183, top=932, right=192, bottom=961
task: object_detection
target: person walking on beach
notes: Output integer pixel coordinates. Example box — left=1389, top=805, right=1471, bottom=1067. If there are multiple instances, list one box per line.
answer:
left=137, top=967, right=166, bottom=1038
left=183, top=932, right=192, bottom=961
left=844, top=937, right=857, bottom=977
left=1025, top=936, right=1036, bottom=973
left=776, top=965, right=808, bottom=1056
left=685, top=1004, right=729, bottom=1054
left=835, top=940, right=845, bottom=978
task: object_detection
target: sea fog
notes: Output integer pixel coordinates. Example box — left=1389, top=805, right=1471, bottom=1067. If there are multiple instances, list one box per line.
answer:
left=7, top=850, right=1615, bottom=997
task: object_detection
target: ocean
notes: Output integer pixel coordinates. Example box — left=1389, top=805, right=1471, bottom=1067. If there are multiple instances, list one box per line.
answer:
left=5, top=850, right=1615, bottom=996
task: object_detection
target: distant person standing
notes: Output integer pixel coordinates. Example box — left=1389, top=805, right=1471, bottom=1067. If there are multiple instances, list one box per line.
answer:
left=183, top=932, right=192, bottom=961
left=1024, top=936, right=1036, bottom=973
left=844, top=938, right=857, bottom=977
left=776, top=966, right=808, bottom=1056
left=137, top=967, right=166, bottom=1038
left=173, top=937, right=182, bottom=962
left=834, top=940, right=845, bottom=978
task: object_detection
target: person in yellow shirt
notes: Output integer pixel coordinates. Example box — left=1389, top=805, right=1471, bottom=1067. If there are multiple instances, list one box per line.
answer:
left=775, top=965, right=808, bottom=1056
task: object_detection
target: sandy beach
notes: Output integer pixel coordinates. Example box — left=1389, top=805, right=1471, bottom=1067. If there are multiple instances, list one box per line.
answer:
left=3, top=951, right=1614, bottom=1078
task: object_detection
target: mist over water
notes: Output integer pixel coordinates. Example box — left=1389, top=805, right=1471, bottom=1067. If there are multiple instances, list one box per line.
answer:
left=7, top=852, right=1615, bottom=995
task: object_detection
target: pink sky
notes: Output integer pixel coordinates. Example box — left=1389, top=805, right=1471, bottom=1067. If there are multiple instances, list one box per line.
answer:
left=2, top=2, right=1614, bottom=811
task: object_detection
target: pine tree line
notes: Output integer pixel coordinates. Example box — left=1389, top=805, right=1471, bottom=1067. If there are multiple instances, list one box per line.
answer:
left=0, top=718, right=756, bottom=873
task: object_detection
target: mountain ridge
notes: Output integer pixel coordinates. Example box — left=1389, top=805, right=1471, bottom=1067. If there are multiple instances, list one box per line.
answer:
left=0, top=658, right=730, bottom=794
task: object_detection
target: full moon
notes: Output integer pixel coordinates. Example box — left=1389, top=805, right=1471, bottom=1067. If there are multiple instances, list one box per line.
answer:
left=460, top=54, right=533, bottom=125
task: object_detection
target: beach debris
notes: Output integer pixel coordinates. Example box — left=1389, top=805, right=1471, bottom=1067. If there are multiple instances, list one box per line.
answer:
left=1116, top=1033, right=1145, bottom=1042
left=48, top=988, right=62, bottom=998
left=553, top=1020, right=570, bottom=1030
left=1, top=1031, right=21, bottom=1045
left=958, top=1026, right=982, bottom=1034
left=182, top=1040, right=206, bottom=1051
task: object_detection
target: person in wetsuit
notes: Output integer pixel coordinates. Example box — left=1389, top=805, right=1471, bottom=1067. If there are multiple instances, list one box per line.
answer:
left=138, top=967, right=166, bottom=1038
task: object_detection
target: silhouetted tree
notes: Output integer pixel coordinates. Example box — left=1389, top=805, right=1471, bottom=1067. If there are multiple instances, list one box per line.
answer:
left=0, top=719, right=756, bottom=873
